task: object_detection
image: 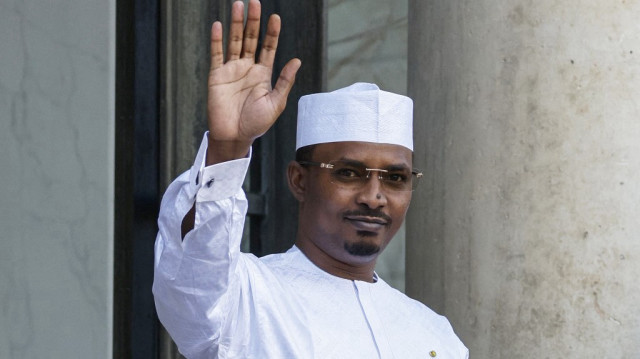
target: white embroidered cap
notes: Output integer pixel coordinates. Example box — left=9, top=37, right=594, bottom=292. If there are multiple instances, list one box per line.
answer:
left=295, top=83, right=413, bottom=151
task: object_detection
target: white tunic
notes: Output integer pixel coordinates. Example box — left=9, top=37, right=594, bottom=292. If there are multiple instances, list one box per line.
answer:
left=153, top=135, right=469, bottom=359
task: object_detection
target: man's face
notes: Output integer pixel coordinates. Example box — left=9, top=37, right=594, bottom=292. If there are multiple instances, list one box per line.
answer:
left=295, top=141, right=413, bottom=267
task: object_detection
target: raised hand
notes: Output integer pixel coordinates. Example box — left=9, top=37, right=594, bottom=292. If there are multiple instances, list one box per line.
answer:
left=206, top=0, right=301, bottom=165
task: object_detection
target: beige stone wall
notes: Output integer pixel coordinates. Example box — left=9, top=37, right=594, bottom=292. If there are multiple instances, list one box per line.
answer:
left=408, top=0, right=640, bottom=356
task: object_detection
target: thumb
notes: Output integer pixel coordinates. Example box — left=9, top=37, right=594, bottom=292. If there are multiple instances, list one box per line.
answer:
left=269, top=58, right=302, bottom=114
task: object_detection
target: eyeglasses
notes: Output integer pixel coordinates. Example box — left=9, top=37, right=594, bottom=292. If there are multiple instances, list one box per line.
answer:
left=298, top=160, right=423, bottom=191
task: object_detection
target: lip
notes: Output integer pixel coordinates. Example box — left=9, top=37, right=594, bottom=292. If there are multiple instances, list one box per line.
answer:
left=344, top=215, right=388, bottom=231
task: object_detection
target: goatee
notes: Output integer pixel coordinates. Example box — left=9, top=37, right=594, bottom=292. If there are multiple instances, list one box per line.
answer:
left=344, top=241, right=380, bottom=257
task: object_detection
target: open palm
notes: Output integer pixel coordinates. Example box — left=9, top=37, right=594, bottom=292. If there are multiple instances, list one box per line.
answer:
left=206, top=0, right=300, bottom=164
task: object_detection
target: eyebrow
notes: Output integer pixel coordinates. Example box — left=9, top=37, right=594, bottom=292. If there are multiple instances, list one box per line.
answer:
left=337, top=158, right=411, bottom=171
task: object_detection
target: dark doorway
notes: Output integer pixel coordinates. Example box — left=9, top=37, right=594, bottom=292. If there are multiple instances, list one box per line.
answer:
left=114, top=0, right=325, bottom=357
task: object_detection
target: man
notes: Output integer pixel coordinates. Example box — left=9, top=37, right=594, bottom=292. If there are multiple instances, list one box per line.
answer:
left=153, top=1, right=468, bottom=358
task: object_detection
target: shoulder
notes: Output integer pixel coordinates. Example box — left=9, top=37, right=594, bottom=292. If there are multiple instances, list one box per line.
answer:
left=259, top=246, right=322, bottom=279
left=256, top=250, right=295, bottom=274
left=239, top=250, right=301, bottom=284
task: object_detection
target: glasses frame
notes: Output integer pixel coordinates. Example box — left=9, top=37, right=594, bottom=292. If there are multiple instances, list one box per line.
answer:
left=298, top=160, right=423, bottom=192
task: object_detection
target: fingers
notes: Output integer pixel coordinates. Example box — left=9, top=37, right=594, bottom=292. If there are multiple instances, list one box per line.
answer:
left=258, top=14, right=281, bottom=68
left=210, top=21, right=224, bottom=70
left=241, top=0, right=261, bottom=60
left=270, top=58, right=302, bottom=113
left=214, top=0, right=284, bottom=70
left=226, top=1, right=244, bottom=61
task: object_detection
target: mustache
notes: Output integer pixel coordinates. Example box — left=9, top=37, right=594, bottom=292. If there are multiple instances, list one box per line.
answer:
left=342, top=209, right=392, bottom=225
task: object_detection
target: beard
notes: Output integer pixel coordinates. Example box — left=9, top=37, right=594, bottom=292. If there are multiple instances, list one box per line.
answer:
left=344, top=240, right=380, bottom=257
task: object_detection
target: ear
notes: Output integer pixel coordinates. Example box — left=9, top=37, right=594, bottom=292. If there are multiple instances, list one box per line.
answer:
left=287, top=160, right=307, bottom=202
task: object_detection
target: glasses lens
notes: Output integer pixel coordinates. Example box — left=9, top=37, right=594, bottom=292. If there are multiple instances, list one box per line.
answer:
left=381, top=169, right=413, bottom=191
left=326, top=161, right=420, bottom=192
left=328, top=161, right=367, bottom=189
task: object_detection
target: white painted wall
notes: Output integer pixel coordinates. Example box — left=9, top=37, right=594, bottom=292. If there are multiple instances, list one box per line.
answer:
left=0, top=0, right=115, bottom=357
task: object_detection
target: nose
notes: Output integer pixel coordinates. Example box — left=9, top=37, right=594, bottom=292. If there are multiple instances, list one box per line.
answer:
left=356, top=172, right=387, bottom=208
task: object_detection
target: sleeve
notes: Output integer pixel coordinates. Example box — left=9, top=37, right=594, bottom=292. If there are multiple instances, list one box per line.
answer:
left=152, top=133, right=251, bottom=358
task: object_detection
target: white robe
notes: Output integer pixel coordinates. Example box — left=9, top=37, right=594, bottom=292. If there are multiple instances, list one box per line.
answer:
left=153, top=134, right=469, bottom=359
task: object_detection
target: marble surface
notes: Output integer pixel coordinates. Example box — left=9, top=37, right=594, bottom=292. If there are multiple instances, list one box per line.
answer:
left=327, top=0, right=408, bottom=291
left=328, top=0, right=408, bottom=95
left=0, top=0, right=114, bottom=357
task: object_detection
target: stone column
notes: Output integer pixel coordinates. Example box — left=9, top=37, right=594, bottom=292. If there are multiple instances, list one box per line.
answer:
left=407, top=0, right=640, bottom=356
